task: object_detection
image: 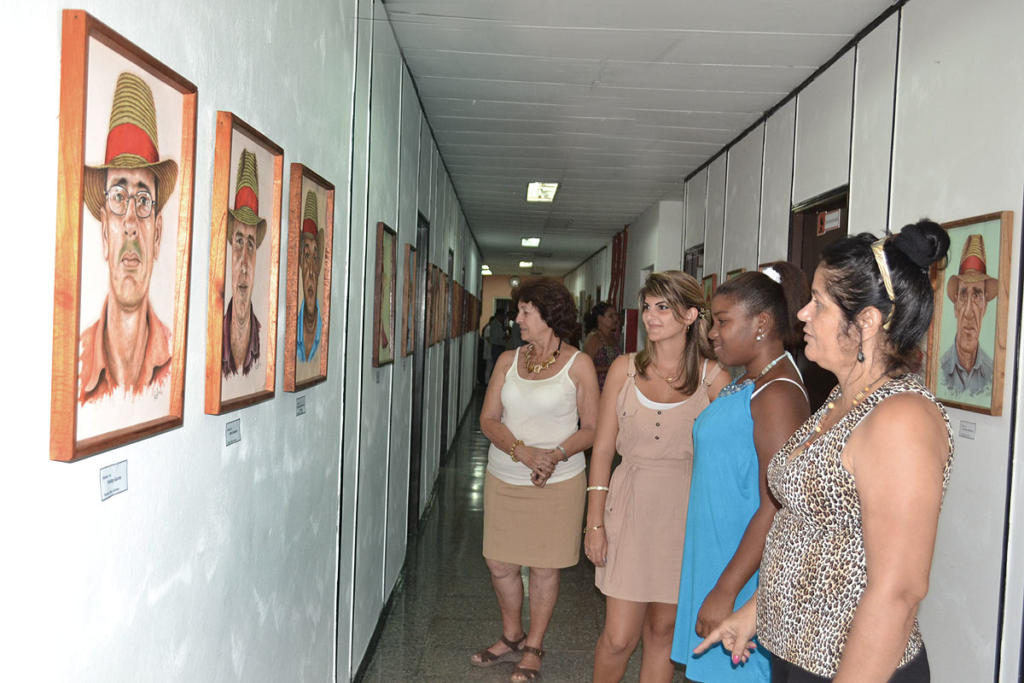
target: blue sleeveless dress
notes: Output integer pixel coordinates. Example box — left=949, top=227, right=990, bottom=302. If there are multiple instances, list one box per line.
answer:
left=670, top=378, right=770, bottom=681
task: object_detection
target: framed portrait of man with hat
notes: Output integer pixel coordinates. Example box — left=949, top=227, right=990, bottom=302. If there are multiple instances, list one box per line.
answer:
left=284, top=164, right=335, bottom=392
left=50, top=11, right=197, bottom=462
left=204, top=112, right=284, bottom=415
left=926, top=211, right=1012, bottom=415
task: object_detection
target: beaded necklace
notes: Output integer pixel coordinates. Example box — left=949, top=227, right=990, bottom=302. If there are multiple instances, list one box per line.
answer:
left=719, top=351, right=790, bottom=397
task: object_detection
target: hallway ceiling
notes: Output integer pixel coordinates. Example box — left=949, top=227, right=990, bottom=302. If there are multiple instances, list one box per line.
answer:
left=385, top=0, right=896, bottom=275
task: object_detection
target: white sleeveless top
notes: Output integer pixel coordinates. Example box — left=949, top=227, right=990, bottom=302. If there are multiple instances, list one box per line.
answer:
left=487, top=347, right=587, bottom=486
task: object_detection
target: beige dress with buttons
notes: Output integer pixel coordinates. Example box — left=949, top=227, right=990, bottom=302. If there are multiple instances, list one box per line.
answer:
left=594, top=354, right=712, bottom=604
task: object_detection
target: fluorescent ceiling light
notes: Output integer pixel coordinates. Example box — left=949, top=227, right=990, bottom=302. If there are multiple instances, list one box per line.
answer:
left=526, top=182, right=558, bottom=202
left=519, top=261, right=533, bottom=268
left=521, top=237, right=541, bottom=247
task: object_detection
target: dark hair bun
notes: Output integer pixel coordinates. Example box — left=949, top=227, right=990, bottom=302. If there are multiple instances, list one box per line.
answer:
left=891, top=219, right=950, bottom=270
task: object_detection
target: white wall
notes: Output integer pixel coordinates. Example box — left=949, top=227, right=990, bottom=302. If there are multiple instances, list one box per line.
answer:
left=889, top=0, right=1024, bottom=679
left=758, top=100, right=796, bottom=263
left=793, top=51, right=854, bottom=205
left=724, top=126, right=765, bottom=273
left=1, top=1, right=481, bottom=681
left=3, top=0, right=356, bottom=681
left=563, top=242, right=612, bottom=318
left=624, top=199, right=684, bottom=301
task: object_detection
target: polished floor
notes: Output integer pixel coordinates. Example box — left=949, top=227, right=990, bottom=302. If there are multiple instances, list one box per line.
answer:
left=358, top=393, right=689, bottom=682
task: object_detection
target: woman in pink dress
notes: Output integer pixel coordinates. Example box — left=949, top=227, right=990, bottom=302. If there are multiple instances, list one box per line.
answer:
left=586, top=271, right=728, bottom=682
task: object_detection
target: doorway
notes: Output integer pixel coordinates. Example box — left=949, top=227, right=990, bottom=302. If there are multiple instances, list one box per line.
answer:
left=789, top=189, right=848, bottom=411
left=408, top=212, right=430, bottom=534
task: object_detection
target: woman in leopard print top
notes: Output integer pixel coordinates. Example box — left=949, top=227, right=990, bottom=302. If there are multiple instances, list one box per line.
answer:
left=695, top=220, right=954, bottom=682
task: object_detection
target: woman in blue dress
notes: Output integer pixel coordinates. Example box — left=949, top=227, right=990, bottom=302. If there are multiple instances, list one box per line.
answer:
left=671, top=262, right=810, bottom=681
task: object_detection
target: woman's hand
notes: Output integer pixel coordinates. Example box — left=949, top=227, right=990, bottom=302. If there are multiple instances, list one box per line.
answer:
left=519, top=446, right=558, bottom=486
left=584, top=525, right=607, bottom=566
left=695, top=585, right=739, bottom=638
left=693, top=597, right=758, bottom=665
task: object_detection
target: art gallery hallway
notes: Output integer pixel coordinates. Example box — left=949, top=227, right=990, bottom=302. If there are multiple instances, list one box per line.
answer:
left=357, top=390, right=688, bottom=682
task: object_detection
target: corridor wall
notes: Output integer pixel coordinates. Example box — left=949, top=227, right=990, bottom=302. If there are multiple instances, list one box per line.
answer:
left=3, top=1, right=480, bottom=681
left=670, top=1, right=1024, bottom=679
left=342, top=0, right=482, bottom=675
left=563, top=244, right=613, bottom=318
left=5, top=0, right=357, bottom=680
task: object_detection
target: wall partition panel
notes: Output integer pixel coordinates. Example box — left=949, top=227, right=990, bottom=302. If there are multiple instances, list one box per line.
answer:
left=384, top=65, right=422, bottom=599
left=793, top=51, right=855, bottom=205
left=352, top=0, right=403, bottom=667
left=704, top=155, right=727, bottom=278
left=849, top=12, right=898, bottom=234
left=684, top=169, right=708, bottom=254
left=758, top=100, right=796, bottom=263
left=723, top=125, right=765, bottom=272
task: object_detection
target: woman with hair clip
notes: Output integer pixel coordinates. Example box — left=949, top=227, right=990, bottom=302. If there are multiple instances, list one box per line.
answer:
left=671, top=262, right=811, bottom=682
left=587, top=271, right=729, bottom=682
left=695, top=220, right=954, bottom=683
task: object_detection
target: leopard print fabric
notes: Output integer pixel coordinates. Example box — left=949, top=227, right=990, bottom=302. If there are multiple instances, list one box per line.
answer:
left=757, top=374, right=953, bottom=677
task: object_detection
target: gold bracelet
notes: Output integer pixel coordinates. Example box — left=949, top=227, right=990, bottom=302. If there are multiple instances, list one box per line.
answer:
left=586, top=485, right=609, bottom=492
left=509, top=439, right=525, bottom=462
left=583, top=524, right=604, bottom=534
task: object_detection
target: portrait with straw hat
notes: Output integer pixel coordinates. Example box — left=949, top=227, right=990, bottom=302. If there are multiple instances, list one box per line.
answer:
left=939, top=233, right=997, bottom=398
left=298, top=189, right=325, bottom=363
left=78, top=71, right=178, bottom=404
left=223, top=148, right=267, bottom=378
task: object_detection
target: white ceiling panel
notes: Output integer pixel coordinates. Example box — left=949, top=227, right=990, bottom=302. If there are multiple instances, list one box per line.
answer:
left=384, top=0, right=897, bottom=273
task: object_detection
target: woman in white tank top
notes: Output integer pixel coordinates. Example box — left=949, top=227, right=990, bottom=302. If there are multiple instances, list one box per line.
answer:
left=474, top=278, right=600, bottom=682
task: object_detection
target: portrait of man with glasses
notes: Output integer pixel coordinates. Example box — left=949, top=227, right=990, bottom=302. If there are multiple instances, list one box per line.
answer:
left=78, top=71, right=178, bottom=405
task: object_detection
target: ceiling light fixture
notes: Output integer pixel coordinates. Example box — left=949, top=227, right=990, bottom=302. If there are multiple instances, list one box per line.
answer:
left=521, top=237, right=541, bottom=247
left=526, top=182, right=558, bottom=202
left=519, top=261, right=533, bottom=268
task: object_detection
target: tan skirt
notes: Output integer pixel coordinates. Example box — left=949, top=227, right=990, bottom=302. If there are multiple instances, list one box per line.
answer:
left=483, top=471, right=585, bottom=569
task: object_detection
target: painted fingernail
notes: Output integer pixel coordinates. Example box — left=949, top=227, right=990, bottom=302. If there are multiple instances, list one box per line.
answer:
left=732, top=654, right=740, bottom=665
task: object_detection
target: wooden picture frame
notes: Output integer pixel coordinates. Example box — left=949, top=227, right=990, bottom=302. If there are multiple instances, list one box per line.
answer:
left=452, top=281, right=463, bottom=339
left=402, top=244, right=416, bottom=357
left=726, top=267, right=746, bottom=280
left=439, top=271, right=450, bottom=342
left=428, top=264, right=442, bottom=346
left=373, top=222, right=397, bottom=367
left=204, top=113, right=283, bottom=414
left=702, top=273, right=718, bottom=302
left=50, top=11, right=197, bottom=462
left=284, top=164, right=335, bottom=391
left=925, top=211, right=1012, bottom=415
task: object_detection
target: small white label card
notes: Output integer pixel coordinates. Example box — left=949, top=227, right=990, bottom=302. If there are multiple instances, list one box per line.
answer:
left=100, top=460, right=128, bottom=501
left=296, top=395, right=306, bottom=417
left=958, top=420, right=976, bottom=440
left=225, top=418, right=242, bottom=446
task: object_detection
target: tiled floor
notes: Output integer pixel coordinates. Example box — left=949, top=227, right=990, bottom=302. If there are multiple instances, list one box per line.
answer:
left=357, top=393, right=689, bottom=682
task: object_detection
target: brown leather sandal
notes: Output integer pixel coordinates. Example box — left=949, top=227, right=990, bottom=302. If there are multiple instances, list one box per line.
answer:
left=469, top=633, right=526, bottom=667
left=510, top=645, right=544, bottom=681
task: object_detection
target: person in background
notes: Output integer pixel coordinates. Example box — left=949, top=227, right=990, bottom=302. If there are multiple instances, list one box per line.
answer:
left=671, top=263, right=810, bottom=682
left=483, top=314, right=507, bottom=381
left=695, top=220, right=954, bottom=683
left=475, top=278, right=599, bottom=682
left=583, top=302, right=623, bottom=391
left=587, top=271, right=728, bottom=682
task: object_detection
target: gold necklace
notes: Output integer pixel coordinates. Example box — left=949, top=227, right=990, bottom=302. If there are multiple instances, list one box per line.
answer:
left=525, top=339, right=562, bottom=374
left=650, top=363, right=684, bottom=384
left=813, top=374, right=888, bottom=434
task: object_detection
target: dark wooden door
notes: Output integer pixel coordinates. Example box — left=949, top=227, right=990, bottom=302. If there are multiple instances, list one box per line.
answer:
left=789, top=192, right=848, bottom=411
